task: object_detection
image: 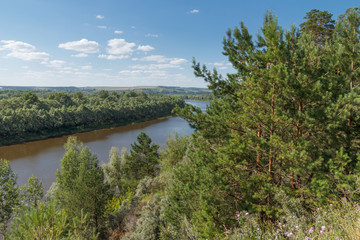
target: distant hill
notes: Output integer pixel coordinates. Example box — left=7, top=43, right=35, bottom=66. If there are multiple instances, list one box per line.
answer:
left=0, top=86, right=211, bottom=95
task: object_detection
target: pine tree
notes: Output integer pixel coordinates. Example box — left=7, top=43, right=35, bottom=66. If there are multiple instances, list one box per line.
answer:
left=126, top=132, right=160, bottom=181
left=167, top=9, right=360, bottom=238
left=300, top=9, right=335, bottom=45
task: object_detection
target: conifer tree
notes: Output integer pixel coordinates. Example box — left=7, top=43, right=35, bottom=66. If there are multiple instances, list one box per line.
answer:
left=168, top=8, right=360, bottom=238
left=300, top=9, right=335, bottom=45
left=126, top=132, right=160, bottom=181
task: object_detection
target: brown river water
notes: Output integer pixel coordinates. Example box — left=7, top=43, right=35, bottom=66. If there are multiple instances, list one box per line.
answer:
left=1, top=100, right=207, bottom=191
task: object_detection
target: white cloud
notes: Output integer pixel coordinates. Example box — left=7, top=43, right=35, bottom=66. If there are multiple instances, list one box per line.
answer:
left=131, top=64, right=184, bottom=70
left=7, top=51, right=50, bottom=61
left=47, top=60, right=66, bottom=68
left=72, top=53, right=88, bottom=58
left=169, top=58, right=188, bottom=65
left=208, top=61, right=232, bottom=70
left=58, top=39, right=99, bottom=53
left=145, top=33, right=159, bottom=38
left=132, top=55, right=187, bottom=65
left=137, top=45, right=155, bottom=52
left=189, top=9, right=199, bottom=14
left=132, top=55, right=167, bottom=63
left=0, top=40, right=35, bottom=52
left=98, top=54, right=130, bottom=60
left=114, top=30, right=123, bottom=34
left=97, top=25, right=107, bottom=29
left=0, top=40, right=50, bottom=62
left=96, top=15, right=104, bottom=19
left=106, top=38, right=136, bottom=55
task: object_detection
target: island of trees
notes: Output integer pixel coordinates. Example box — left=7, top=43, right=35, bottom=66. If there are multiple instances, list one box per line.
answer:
left=1, top=6, right=360, bottom=240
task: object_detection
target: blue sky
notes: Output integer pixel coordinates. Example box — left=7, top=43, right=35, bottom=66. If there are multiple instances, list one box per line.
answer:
left=0, top=0, right=358, bottom=88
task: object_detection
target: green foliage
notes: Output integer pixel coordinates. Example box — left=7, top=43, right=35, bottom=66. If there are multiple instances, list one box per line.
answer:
left=0, top=91, right=185, bottom=145
left=103, top=147, right=129, bottom=193
left=104, top=190, right=133, bottom=217
left=9, top=200, right=98, bottom=240
left=54, top=136, right=111, bottom=237
left=0, top=159, right=19, bottom=238
left=9, top=200, right=68, bottom=239
left=299, top=9, right=335, bottom=45
left=20, top=175, right=44, bottom=208
left=163, top=7, right=360, bottom=238
left=126, top=132, right=160, bottom=181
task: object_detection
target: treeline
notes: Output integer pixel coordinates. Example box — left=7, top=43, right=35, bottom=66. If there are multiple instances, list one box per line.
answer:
left=0, top=91, right=184, bottom=145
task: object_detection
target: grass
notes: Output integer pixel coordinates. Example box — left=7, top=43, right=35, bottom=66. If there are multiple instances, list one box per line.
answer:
left=230, top=195, right=360, bottom=239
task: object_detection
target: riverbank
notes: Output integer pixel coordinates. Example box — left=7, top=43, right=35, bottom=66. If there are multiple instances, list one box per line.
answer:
left=0, top=113, right=174, bottom=147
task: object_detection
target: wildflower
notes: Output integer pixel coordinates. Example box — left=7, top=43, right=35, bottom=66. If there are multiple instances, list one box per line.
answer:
left=320, top=230, right=324, bottom=234
left=321, top=226, right=326, bottom=231
left=309, top=227, right=314, bottom=233
left=257, top=228, right=260, bottom=231
left=237, top=214, right=240, bottom=218
left=330, top=204, right=333, bottom=207
left=295, top=225, right=298, bottom=229
left=282, top=224, right=286, bottom=228
left=245, top=212, right=249, bottom=216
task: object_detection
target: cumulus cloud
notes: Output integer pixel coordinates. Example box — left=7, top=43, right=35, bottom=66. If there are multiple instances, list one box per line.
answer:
left=97, top=25, right=107, bottom=29
left=58, top=39, right=99, bottom=53
left=114, top=30, right=123, bottom=34
left=96, top=15, right=104, bottom=19
left=137, top=45, right=155, bottom=52
left=189, top=9, right=199, bottom=14
left=0, top=40, right=35, bottom=52
left=107, top=38, right=136, bottom=55
left=0, top=40, right=50, bottom=62
left=7, top=51, right=50, bottom=62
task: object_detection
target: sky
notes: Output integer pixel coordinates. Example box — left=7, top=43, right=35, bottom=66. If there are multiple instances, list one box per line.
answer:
left=0, top=0, right=358, bottom=88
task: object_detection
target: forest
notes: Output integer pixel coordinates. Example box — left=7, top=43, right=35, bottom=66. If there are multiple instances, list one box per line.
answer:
left=2, top=6, right=360, bottom=240
left=0, top=90, right=184, bottom=145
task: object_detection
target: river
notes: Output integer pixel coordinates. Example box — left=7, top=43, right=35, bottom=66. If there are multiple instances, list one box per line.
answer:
left=0, top=100, right=207, bottom=191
